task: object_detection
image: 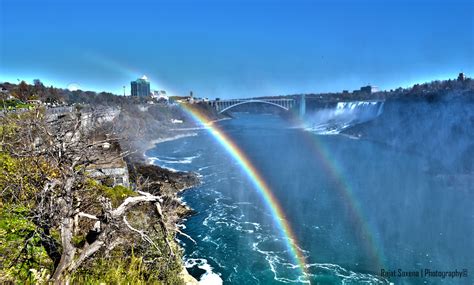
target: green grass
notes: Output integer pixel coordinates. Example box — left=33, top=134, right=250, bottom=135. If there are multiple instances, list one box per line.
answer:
left=71, top=253, right=185, bottom=285
left=0, top=99, right=34, bottom=110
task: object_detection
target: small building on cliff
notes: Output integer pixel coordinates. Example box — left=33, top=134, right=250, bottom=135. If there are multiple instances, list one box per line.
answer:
left=86, top=140, right=130, bottom=188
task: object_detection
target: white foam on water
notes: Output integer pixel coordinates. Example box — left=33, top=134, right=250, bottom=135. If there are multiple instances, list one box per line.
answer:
left=154, top=153, right=201, bottom=164
left=305, top=263, right=389, bottom=284
left=252, top=238, right=388, bottom=284
left=198, top=263, right=223, bottom=285
left=198, top=165, right=212, bottom=171
left=184, top=258, right=223, bottom=285
left=146, top=156, right=158, bottom=164
left=157, top=158, right=193, bottom=164
left=252, top=239, right=304, bottom=283
left=144, top=156, right=179, bottom=172
left=162, top=166, right=179, bottom=172
left=177, top=223, right=187, bottom=230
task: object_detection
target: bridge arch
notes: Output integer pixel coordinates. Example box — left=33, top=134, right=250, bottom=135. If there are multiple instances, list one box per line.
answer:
left=218, top=100, right=290, bottom=114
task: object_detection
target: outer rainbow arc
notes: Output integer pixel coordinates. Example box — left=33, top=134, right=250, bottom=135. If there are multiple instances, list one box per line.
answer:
left=179, top=103, right=310, bottom=282
left=129, top=62, right=383, bottom=277
left=310, top=137, right=385, bottom=269
left=292, top=111, right=385, bottom=270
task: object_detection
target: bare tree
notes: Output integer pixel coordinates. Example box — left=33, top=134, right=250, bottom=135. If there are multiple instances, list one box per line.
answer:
left=1, top=108, right=175, bottom=283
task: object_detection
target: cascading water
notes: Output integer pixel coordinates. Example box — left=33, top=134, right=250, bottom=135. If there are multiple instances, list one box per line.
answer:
left=303, top=101, right=384, bottom=134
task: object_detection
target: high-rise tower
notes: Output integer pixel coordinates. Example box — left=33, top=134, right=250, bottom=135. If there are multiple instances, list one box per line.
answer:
left=131, top=75, right=151, bottom=97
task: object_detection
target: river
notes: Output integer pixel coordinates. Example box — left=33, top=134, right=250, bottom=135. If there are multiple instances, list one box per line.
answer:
left=146, top=110, right=473, bottom=285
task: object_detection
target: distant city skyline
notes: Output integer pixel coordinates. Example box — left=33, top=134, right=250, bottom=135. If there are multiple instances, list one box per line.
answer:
left=1, top=0, right=472, bottom=98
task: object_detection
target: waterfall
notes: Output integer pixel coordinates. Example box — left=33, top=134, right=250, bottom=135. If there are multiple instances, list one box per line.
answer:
left=303, top=101, right=384, bottom=134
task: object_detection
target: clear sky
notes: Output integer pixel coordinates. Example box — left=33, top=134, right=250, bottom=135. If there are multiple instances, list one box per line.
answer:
left=0, top=0, right=472, bottom=98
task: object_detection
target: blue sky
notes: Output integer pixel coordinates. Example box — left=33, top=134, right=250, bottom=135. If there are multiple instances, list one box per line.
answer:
left=0, top=0, right=472, bottom=98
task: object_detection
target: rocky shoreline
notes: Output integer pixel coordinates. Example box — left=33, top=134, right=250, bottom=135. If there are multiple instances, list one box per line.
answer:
left=125, top=133, right=203, bottom=284
left=113, top=103, right=228, bottom=284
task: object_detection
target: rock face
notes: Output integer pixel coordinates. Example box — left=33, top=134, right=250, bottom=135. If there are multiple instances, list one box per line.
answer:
left=126, top=161, right=200, bottom=283
left=127, top=161, right=199, bottom=220
left=128, top=162, right=199, bottom=194
left=87, top=141, right=131, bottom=188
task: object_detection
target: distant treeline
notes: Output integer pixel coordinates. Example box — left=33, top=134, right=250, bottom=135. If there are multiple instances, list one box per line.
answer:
left=276, top=75, right=474, bottom=102
left=2, top=75, right=474, bottom=107
left=0, top=79, right=150, bottom=106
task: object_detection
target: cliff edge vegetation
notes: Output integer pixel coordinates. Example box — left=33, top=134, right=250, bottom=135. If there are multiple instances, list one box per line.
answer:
left=0, top=106, right=198, bottom=284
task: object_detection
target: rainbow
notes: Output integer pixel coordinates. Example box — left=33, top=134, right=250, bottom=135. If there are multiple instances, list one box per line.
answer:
left=178, top=103, right=309, bottom=280
left=91, top=56, right=384, bottom=278
left=294, top=114, right=385, bottom=270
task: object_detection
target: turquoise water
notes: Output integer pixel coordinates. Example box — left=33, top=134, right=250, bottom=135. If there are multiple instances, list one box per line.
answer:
left=147, top=114, right=473, bottom=284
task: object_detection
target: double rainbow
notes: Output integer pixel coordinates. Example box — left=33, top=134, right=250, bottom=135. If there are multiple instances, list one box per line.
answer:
left=84, top=56, right=313, bottom=274
left=301, top=130, right=385, bottom=270
left=179, top=103, right=309, bottom=280
left=291, top=109, right=385, bottom=270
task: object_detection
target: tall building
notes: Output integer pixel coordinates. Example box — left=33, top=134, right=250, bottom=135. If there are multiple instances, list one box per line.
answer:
left=131, top=75, right=151, bottom=97
left=359, top=85, right=379, bottom=94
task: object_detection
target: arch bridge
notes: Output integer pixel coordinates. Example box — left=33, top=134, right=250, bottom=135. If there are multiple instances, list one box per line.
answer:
left=209, top=98, right=296, bottom=114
